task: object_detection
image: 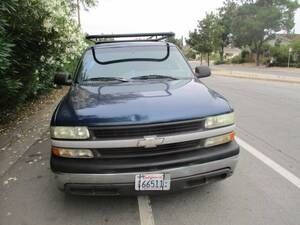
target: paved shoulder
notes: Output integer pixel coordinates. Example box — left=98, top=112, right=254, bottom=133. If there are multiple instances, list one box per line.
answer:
left=0, top=134, right=140, bottom=225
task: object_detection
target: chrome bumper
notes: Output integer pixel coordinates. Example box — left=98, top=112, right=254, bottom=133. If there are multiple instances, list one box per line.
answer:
left=51, top=125, right=235, bottom=149
left=54, top=155, right=238, bottom=190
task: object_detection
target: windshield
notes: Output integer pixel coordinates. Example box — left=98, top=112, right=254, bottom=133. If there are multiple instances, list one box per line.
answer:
left=76, top=46, right=193, bottom=82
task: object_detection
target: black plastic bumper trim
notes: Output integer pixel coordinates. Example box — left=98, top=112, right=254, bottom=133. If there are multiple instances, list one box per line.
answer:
left=64, top=168, right=232, bottom=196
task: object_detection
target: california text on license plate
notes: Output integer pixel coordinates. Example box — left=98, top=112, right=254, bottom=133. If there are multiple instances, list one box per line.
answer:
left=135, top=174, right=171, bottom=191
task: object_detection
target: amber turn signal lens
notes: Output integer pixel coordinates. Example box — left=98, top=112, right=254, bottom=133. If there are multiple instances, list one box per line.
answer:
left=51, top=146, right=94, bottom=158
left=230, top=131, right=235, bottom=141
left=51, top=147, right=61, bottom=157
left=204, top=131, right=235, bottom=148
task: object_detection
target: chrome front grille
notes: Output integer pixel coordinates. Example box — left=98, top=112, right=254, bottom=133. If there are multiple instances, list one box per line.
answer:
left=89, top=119, right=205, bottom=139
left=93, top=139, right=205, bottom=159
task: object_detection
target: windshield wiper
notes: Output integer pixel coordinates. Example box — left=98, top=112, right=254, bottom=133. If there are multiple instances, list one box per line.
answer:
left=82, top=77, right=129, bottom=82
left=130, top=74, right=178, bottom=80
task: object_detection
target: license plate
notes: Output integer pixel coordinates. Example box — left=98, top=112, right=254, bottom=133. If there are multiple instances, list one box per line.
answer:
left=135, top=174, right=171, bottom=191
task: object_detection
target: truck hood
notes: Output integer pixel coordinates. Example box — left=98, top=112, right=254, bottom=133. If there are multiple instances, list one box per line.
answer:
left=52, top=79, right=232, bottom=126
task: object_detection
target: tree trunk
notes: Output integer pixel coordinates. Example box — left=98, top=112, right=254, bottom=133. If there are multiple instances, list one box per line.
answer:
left=207, top=53, right=210, bottom=66
left=255, top=41, right=263, bottom=66
left=256, top=51, right=260, bottom=66
left=219, top=51, right=224, bottom=62
left=219, top=45, right=224, bottom=62
left=200, top=54, right=203, bottom=65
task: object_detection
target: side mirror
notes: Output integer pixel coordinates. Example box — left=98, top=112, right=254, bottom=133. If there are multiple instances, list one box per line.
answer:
left=54, top=72, right=72, bottom=85
left=195, top=66, right=211, bottom=78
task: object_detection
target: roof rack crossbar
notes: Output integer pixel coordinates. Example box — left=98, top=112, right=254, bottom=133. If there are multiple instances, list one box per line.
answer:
left=86, top=32, right=175, bottom=43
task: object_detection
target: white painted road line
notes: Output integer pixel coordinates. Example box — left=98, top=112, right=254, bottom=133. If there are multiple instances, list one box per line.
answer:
left=136, top=137, right=300, bottom=225
left=137, top=195, right=155, bottom=225
left=236, top=137, right=300, bottom=189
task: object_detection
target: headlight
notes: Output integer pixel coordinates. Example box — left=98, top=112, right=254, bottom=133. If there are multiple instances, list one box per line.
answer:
left=52, top=147, right=94, bottom=158
left=205, top=112, right=234, bottom=129
left=50, top=126, right=90, bottom=139
left=204, top=132, right=235, bottom=147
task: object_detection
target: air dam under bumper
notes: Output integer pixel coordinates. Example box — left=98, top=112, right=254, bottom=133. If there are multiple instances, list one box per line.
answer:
left=54, top=155, right=239, bottom=195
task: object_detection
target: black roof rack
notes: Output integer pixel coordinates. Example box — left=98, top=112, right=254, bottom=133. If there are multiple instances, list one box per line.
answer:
left=86, top=32, right=175, bottom=44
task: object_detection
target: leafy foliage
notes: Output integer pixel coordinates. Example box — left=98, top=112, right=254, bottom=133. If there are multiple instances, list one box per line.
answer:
left=291, top=39, right=300, bottom=55
left=186, top=13, right=221, bottom=65
left=67, top=0, right=98, bottom=11
left=231, top=0, right=299, bottom=65
left=269, top=39, right=300, bottom=67
left=0, top=0, right=89, bottom=111
left=270, top=45, right=290, bottom=63
left=187, top=0, right=299, bottom=66
left=66, top=0, right=98, bottom=26
left=0, top=0, right=21, bottom=104
left=230, top=55, right=245, bottom=64
left=216, top=0, right=237, bottom=61
left=184, top=48, right=196, bottom=60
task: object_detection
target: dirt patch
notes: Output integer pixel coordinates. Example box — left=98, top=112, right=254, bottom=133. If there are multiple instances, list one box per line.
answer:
left=0, top=87, right=68, bottom=135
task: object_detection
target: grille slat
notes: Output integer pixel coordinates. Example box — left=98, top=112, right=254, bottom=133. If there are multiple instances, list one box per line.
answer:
left=90, top=119, right=204, bottom=139
left=94, top=139, right=204, bottom=159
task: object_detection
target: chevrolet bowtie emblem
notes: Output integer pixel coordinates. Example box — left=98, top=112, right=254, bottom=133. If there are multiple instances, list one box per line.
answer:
left=138, top=136, right=164, bottom=148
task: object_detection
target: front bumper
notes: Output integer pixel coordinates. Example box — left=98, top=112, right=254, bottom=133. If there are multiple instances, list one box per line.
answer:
left=54, top=155, right=238, bottom=195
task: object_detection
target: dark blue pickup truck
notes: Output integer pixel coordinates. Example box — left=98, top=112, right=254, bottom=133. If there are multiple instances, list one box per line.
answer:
left=50, top=33, right=239, bottom=195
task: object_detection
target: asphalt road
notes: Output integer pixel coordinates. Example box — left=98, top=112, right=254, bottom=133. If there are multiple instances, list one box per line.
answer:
left=212, top=64, right=300, bottom=78
left=1, top=75, right=300, bottom=225
left=189, top=61, right=300, bottom=78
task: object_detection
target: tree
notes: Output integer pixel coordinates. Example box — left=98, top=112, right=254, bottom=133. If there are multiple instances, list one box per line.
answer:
left=184, top=47, right=197, bottom=60
left=232, top=0, right=299, bottom=66
left=217, top=0, right=238, bottom=62
left=270, top=39, right=300, bottom=66
left=186, top=29, right=203, bottom=63
left=0, top=0, right=21, bottom=101
left=67, top=0, right=98, bottom=26
left=186, top=13, right=221, bottom=66
left=291, top=39, right=300, bottom=55
left=0, top=0, right=87, bottom=111
left=291, top=39, right=300, bottom=66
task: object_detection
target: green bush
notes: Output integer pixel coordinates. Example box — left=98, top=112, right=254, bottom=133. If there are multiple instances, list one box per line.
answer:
left=241, top=49, right=250, bottom=59
left=269, top=42, right=300, bottom=67
left=0, top=0, right=87, bottom=112
left=290, top=40, right=300, bottom=55
left=184, top=48, right=196, bottom=60
left=0, top=0, right=21, bottom=105
left=214, top=60, right=225, bottom=65
left=270, top=45, right=289, bottom=64
left=231, top=50, right=253, bottom=64
left=230, top=55, right=245, bottom=64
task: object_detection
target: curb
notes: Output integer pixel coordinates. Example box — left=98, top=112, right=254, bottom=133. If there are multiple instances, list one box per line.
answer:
left=212, top=69, right=300, bottom=84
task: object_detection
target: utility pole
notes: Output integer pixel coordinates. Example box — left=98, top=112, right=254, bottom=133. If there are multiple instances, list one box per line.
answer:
left=77, top=0, right=81, bottom=27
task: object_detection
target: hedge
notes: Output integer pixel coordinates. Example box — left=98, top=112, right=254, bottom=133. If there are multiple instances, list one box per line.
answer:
left=0, top=0, right=87, bottom=113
